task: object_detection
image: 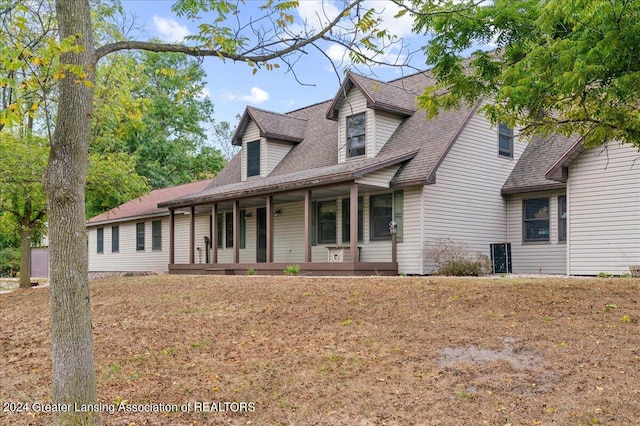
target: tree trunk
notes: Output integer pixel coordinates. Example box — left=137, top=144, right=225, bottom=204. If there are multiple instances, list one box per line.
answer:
left=42, top=0, right=98, bottom=424
left=19, top=227, right=32, bottom=288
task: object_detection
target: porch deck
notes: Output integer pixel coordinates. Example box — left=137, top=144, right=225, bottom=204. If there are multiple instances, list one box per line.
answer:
left=169, top=262, right=398, bottom=276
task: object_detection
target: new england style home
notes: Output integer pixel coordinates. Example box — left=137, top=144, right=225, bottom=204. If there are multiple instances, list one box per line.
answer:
left=87, top=71, right=640, bottom=276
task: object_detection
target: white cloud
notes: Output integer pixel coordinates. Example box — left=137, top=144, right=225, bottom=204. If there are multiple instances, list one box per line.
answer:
left=300, top=1, right=412, bottom=70
left=223, top=87, right=270, bottom=105
left=362, top=1, right=414, bottom=39
left=241, top=87, right=270, bottom=104
left=295, top=1, right=414, bottom=38
left=152, top=16, right=191, bottom=43
left=297, top=1, right=341, bottom=30
left=325, top=44, right=348, bottom=62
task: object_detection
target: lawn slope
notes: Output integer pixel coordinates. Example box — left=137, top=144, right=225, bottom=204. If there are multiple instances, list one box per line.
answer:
left=1, top=275, right=639, bottom=425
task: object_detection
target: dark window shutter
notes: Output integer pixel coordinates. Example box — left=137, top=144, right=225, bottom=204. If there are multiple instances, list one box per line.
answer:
left=311, top=201, right=317, bottom=246
left=393, top=190, right=404, bottom=242
left=240, top=209, right=246, bottom=249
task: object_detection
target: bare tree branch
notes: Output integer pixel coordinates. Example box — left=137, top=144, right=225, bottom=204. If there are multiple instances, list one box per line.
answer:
left=95, top=0, right=364, bottom=62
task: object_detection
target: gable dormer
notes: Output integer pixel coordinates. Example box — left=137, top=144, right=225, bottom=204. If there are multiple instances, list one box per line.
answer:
left=232, top=106, right=307, bottom=181
left=326, top=72, right=417, bottom=163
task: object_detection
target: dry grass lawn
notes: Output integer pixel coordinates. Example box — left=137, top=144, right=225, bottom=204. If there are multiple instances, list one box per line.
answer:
left=1, top=275, right=639, bottom=425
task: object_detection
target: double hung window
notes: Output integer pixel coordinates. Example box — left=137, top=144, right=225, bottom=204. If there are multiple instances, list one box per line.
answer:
left=347, top=113, right=366, bottom=158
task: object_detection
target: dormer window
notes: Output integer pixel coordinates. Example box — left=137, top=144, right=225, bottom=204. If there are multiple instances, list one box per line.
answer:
left=347, top=112, right=366, bottom=158
left=498, top=123, right=513, bottom=158
left=247, top=140, right=261, bottom=177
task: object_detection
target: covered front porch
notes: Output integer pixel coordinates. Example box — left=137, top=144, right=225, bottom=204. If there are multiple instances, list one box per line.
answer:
left=168, top=261, right=397, bottom=276
left=166, top=181, right=400, bottom=276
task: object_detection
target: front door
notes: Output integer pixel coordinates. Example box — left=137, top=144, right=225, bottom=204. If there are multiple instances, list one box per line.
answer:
left=256, top=207, right=267, bottom=262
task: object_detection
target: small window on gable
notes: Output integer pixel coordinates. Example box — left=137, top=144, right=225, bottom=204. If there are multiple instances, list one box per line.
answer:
left=247, top=140, right=261, bottom=177
left=498, top=123, right=514, bottom=158
left=347, top=112, right=366, bottom=158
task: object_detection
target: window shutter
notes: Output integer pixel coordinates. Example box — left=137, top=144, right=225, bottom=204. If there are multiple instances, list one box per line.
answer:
left=311, top=201, right=317, bottom=246
left=240, top=209, right=246, bottom=249
left=393, top=190, right=404, bottom=242
left=341, top=198, right=349, bottom=243
left=217, top=213, right=224, bottom=248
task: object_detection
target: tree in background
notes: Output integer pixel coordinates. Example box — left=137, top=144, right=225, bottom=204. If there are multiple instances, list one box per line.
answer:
left=213, top=114, right=241, bottom=160
left=403, top=0, right=640, bottom=149
left=85, top=152, right=149, bottom=218
left=0, top=132, right=48, bottom=287
left=1, top=0, right=405, bottom=423
left=0, top=1, right=55, bottom=286
left=92, top=48, right=226, bottom=190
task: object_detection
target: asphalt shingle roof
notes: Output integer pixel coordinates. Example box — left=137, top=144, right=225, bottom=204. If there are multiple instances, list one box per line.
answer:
left=502, top=134, right=579, bottom=194
left=326, top=72, right=418, bottom=119
left=161, top=70, right=525, bottom=208
left=87, top=179, right=211, bottom=224
left=232, top=106, right=308, bottom=145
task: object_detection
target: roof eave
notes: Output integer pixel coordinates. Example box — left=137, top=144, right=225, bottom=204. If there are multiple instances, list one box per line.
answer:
left=326, top=74, right=357, bottom=120
left=368, top=101, right=416, bottom=117
left=501, top=182, right=566, bottom=195
left=232, top=107, right=256, bottom=146
left=544, top=137, right=584, bottom=181
left=160, top=152, right=419, bottom=209
left=159, top=172, right=358, bottom=208
left=390, top=177, right=430, bottom=188
left=424, top=100, right=483, bottom=183
left=352, top=151, right=419, bottom=178
left=86, top=211, right=170, bottom=227
left=263, top=133, right=304, bottom=143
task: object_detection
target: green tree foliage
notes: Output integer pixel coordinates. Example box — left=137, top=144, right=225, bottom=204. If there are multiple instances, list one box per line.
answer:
left=92, top=49, right=226, bottom=190
left=406, top=0, right=640, bottom=149
left=1, top=0, right=404, bottom=423
left=213, top=115, right=241, bottom=160
left=0, top=246, right=20, bottom=277
left=0, top=131, right=48, bottom=286
left=0, top=212, right=20, bottom=249
left=85, top=153, right=149, bottom=218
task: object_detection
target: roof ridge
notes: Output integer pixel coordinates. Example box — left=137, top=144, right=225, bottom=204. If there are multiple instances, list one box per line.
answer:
left=285, top=98, right=332, bottom=115
left=387, top=68, right=434, bottom=84
left=247, top=105, right=308, bottom=121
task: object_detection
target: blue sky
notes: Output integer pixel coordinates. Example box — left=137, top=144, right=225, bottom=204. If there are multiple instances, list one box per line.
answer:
left=120, top=1, right=435, bottom=128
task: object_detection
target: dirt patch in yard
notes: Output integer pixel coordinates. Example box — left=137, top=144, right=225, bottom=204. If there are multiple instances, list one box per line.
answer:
left=1, top=275, right=639, bottom=425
